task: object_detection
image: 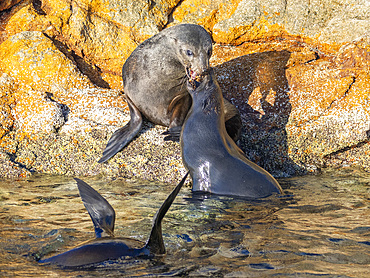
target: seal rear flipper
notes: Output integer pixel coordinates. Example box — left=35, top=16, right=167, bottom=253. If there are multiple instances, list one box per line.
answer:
left=146, top=172, right=189, bottom=254
left=98, top=96, right=142, bottom=163
left=74, top=178, right=115, bottom=238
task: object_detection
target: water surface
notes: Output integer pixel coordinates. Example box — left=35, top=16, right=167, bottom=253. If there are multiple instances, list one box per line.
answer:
left=0, top=167, right=369, bottom=277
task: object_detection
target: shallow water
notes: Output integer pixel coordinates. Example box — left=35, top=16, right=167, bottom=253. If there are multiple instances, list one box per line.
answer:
left=0, top=167, right=369, bottom=277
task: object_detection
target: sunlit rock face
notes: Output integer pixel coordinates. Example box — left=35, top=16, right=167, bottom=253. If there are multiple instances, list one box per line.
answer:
left=0, top=0, right=22, bottom=12
left=0, top=0, right=369, bottom=179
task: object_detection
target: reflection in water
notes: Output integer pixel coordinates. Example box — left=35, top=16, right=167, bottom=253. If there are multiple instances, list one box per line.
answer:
left=0, top=168, right=369, bottom=277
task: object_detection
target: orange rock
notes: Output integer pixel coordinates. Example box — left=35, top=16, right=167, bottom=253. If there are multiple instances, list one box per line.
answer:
left=3, top=1, right=48, bottom=39
left=40, top=0, right=178, bottom=77
left=0, top=31, right=94, bottom=93
left=171, top=0, right=240, bottom=32
left=0, top=31, right=128, bottom=136
left=285, top=42, right=370, bottom=164
left=287, top=60, right=356, bottom=125
left=0, top=0, right=22, bottom=12
left=12, top=90, right=65, bottom=134
left=0, top=73, right=15, bottom=139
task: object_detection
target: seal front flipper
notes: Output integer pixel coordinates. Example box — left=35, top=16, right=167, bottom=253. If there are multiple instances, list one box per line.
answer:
left=162, top=126, right=182, bottom=142
left=164, top=93, right=191, bottom=142
left=98, top=96, right=142, bottom=163
left=74, top=178, right=115, bottom=238
left=146, top=172, right=189, bottom=254
left=223, top=99, right=242, bottom=142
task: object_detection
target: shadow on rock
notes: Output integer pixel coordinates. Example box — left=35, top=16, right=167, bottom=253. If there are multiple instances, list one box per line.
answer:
left=215, top=50, right=304, bottom=177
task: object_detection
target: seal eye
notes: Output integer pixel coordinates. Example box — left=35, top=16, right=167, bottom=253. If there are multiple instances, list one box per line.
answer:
left=186, top=50, right=194, bottom=56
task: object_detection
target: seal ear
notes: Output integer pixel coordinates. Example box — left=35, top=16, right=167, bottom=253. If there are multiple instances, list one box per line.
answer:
left=168, top=35, right=178, bottom=43
left=168, top=36, right=182, bottom=56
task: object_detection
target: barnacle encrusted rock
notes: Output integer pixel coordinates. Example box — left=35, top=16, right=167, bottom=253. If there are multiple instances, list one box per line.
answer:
left=0, top=0, right=369, bottom=180
left=12, top=90, right=65, bottom=133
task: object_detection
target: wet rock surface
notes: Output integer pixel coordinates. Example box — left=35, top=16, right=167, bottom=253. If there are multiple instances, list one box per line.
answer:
left=0, top=0, right=369, bottom=181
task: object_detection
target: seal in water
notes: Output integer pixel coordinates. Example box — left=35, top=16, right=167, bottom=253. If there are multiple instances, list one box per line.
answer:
left=181, top=68, right=282, bottom=198
left=39, top=173, right=189, bottom=268
left=98, top=23, right=241, bottom=163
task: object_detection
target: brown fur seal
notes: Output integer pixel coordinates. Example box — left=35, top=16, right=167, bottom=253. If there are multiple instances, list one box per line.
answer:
left=39, top=173, right=189, bottom=267
left=98, top=24, right=241, bottom=163
left=181, top=68, right=282, bottom=198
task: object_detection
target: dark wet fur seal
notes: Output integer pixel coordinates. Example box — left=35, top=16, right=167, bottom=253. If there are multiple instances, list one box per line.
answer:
left=98, top=24, right=241, bottom=163
left=181, top=69, right=282, bottom=198
left=39, top=173, right=188, bottom=268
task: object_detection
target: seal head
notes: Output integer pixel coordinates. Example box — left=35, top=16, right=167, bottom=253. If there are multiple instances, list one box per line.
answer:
left=167, top=24, right=212, bottom=82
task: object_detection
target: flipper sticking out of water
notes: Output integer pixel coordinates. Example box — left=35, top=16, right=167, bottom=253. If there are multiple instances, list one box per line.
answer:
left=76, top=178, right=115, bottom=238
left=39, top=172, right=189, bottom=268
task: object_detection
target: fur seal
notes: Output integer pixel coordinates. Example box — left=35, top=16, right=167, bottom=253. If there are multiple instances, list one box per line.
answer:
left=98, top=24, right=241, bottom=163
left=39, top=173, right=188, bottom=268
left=181, top=69, right=282, bottom=198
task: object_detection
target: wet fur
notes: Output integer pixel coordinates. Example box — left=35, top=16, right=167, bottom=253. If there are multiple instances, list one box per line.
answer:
left=39, top=173, right=189, bottom=267
left=99, top=24, right=241, bottom=163
left=181, top=69, right=282, bottom=198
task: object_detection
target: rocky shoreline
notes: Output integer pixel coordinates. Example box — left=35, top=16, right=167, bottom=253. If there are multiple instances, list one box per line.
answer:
left=0, top=0, right=369, bottom=181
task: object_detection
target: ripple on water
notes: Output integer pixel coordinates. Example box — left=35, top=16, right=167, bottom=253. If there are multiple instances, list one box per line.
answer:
left=0, top=168, right=369, bottom=277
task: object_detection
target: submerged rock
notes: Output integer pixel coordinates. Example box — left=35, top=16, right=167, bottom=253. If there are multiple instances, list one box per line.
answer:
left=0, top=0, right=369, bottom=181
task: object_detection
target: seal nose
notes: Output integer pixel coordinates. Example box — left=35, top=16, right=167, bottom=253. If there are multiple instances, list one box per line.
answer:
left=199, top=52, right=209, bottom=74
